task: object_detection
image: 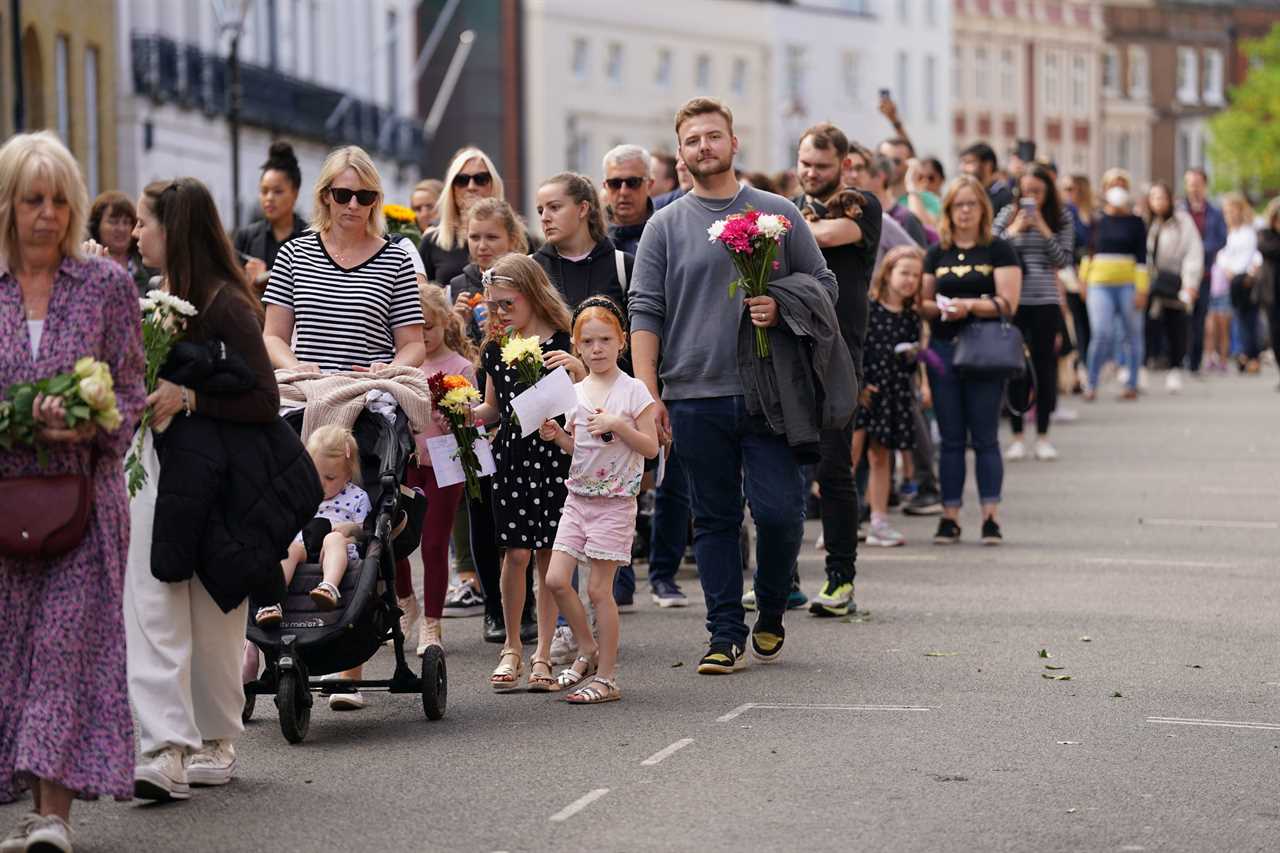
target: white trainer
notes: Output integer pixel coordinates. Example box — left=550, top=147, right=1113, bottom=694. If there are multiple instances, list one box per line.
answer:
left=188, top=739, right=237, bottom=787
left=397, top=595, right=420, bottom=641
left=0, top=812, right=41, bottom=853
left=866, top=522, right=906, bottom=547
left=134, top=746, right=191, bottom=802
left=1165, top=369, right=1183, bottom=394
left=1004, top=440, right=1027, bottom=461
left=1034, top=440, right=1059, bottom=461
left=23, top=815, right=73, bottom=853
left=417, top=617, right=443, bottom=657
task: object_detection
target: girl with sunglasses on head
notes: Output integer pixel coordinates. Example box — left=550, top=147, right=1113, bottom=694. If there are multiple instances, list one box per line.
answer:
left=467, top=254, right=575, bottom=693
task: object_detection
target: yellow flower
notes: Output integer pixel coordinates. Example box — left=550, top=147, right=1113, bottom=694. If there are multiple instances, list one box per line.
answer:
left=384, top=204, right=415, bottom=223
left=74, top=357, right=98, bottom=379
left=500, top=334, right=542, bottom=366
left=78, top=374, right=114, bottom=411
left=440, top=385, right=481, bottom=414
left=95, top=405, right=123, bottom=431
left=92, top=361, right=114, bottom=391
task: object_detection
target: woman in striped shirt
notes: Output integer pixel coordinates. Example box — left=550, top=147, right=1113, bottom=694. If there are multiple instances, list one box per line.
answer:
left=263, top=145, right=425, bottom=373
left=993, top=165, right=1073, bottom=461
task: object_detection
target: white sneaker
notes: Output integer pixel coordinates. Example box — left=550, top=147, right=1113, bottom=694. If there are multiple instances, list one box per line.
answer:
left=1034, top=440, right=1058, bottom=461
left=815, top=533, right=826, bottom=551
left=741, top=588, right=757, bottom=611
left=1116, top=366, right=1130, bottom=386
left=134, top=746, right=191, bottom=801
left=187, top=739, right=237, bottom=787
left=866, top=521, right=906, bottom=547
left=398, top=595, right=420, bottom=641
left=417, top=617, right=442, bottom=657
left=0, top=812, right=41, bottom=853
left=1165, top=369, right=1183, bottom=394
left=328, top=691, right=365, bottom=711
left=549, top=625, right=578, bottom=665
left=1004, top=440, right=1027, bottom=461
left=24, top=815, right=73, bottom=853
left=1051, top=406, right=1078, bottom=423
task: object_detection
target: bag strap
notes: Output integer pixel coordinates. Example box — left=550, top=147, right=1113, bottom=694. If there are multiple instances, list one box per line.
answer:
left=615, top=250, right=628, bottom=294
left=986, top=293, right=1010, bottom=321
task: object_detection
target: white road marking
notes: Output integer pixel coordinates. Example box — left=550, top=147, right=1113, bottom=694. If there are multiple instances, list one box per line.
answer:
left=1147, top=717, right=1280, bottom=732
left=719, top=702, right=931, bottom=722
left=1083, top=557, right=1236, bottom=569
left=640, top=738, right=694, bottom=766
left=549, top=788, right=609, bottom=823
left=1141, top=518, right=1278, bottom=530
left=1199, top=485, right=1278, bottom=497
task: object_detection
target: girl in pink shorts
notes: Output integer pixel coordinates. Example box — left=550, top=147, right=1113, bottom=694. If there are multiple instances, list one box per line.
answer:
left=538, top=297, right=659, bottom=704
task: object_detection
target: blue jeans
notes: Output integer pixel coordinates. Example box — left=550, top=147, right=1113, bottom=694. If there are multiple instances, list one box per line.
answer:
left=926, top=340, right=1004, bottom=509
left=1086, top=284, right=1143, bottom=390
left=669, top=396, right=805, bottom=648
left=647, top=444, right=690, bottom=587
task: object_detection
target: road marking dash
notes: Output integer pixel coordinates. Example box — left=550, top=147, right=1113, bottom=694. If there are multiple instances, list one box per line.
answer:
left=549, top=788, right=609, bottom=823
left=719, top=702, right=931, bottom=722
left=717, top=703, right=755, bottom=722
left=641, top=738, right=694, bottom=766
left=1141, top=518, right=1278, bottom=530
left=1147, top=717, right=1280, bottom=732
left=1084, top=557, right=1236, bottom=569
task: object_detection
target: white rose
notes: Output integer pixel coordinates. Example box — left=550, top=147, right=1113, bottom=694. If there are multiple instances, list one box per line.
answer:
left=707, top=220, right=726, bottom=242
left=78, top=375, right=113, bottom=411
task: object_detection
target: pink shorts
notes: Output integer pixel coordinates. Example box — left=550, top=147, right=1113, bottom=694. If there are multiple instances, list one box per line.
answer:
left=552, top=493, right=637, bottom=565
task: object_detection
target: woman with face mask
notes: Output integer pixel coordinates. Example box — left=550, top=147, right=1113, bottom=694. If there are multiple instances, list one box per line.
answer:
left=1079, top=169, right=1149, bottom=401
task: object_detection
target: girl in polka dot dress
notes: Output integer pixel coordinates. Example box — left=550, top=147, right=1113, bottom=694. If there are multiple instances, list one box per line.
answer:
left=468, top=254, right=578, bottom=692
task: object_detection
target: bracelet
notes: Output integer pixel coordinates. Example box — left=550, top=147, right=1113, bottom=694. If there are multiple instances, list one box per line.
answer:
left=181, top=387, right=192, bottom=417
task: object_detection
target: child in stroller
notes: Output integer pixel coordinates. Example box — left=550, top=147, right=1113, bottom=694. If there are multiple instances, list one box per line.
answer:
left=256, top=425, right=370, bottom=626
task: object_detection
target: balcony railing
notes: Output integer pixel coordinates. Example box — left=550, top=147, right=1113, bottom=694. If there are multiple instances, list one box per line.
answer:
left=131, top=33, right=423, bottom=164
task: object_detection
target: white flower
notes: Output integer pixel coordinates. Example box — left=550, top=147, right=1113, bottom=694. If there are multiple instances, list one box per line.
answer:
left=707, top=220, right=727, bottom=242
left=756, top=214, right=788, bottom=241
left=139, top=297, right=157, bottom=312
left=152, top=291, right=198, bottom=317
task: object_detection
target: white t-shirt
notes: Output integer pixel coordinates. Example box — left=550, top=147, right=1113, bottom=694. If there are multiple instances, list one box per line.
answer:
left=565, top=373, right=654, bottom=498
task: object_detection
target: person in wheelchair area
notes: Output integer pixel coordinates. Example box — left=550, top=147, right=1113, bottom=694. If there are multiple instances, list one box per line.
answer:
left=256, top=425, right=370, bottom=625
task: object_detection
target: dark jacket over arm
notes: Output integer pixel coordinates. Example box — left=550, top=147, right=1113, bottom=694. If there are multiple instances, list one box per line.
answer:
left=183, top=286, right=279, bottom=423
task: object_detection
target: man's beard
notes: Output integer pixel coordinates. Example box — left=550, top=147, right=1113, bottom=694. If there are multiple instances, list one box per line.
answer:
left=804, top=175, right=842, bottom=201
left=686, top=154, right=732, bottom=181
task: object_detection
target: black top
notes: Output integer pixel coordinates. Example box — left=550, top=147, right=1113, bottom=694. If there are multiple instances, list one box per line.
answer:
left=533, top=238, right=632, bottom=316
left=420, top=225, right=543, bottom=285
left=793, top=190, right=883, bottom=383
left=233, top=214, right=309, bottom=271
left=1090, top=213, right=1148, bottom=262
left=987, top=180, right=1015, bottom=215
left=924, top=237, right=1020, bottom=341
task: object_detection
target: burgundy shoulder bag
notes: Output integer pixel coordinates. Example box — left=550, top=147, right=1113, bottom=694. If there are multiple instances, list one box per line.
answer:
left=0, top=449, right=98, bottom=560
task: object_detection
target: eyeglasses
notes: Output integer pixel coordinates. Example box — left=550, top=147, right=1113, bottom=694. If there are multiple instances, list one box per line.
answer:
left=605, top=177, right=646, bottom=190
left=485, top=297, right=517, bottom=313
left=328, top=187, right=378, bottom=206
left=952, top=200, right=981, bottom=211
left=453, top=171, right=493, bottom=188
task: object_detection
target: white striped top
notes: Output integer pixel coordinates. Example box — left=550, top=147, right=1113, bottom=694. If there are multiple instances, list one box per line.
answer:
left=264, top=232, right=424, bottom=371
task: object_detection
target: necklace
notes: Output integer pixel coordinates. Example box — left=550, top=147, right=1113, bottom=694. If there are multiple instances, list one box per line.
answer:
left=690, top=184, right=745, bottom=214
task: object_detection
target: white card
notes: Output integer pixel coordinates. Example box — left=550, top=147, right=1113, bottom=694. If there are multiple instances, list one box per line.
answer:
left=425, top=427, right=497, bottom=488
left=509, top=366, right=578, bottom=438
left=655, top=446, right=667, bottom=487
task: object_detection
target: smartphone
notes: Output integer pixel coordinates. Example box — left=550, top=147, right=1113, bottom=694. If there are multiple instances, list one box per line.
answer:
left=879, top=88, right=891, bottom=100
left=1020, top=197, right=1037, bottom=213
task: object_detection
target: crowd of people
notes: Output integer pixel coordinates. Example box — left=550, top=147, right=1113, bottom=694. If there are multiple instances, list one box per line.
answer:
left=2, top=88, right=1276, bottom=851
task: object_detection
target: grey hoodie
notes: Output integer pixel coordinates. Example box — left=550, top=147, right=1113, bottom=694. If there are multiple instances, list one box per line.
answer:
left=628, top=186, right=836, bottom=401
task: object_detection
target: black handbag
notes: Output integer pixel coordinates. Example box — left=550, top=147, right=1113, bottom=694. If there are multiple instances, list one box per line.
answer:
left=952, top=296, right=1027, bottom=378
left=1149, top=224, right=1182, bottom=300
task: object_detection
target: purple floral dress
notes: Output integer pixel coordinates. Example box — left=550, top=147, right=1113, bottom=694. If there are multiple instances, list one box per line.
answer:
left=0, top=257, right=145, bottom=803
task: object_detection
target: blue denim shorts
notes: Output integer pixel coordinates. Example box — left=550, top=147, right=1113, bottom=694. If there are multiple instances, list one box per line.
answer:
left=1209, top=293, right=1231, bottom=314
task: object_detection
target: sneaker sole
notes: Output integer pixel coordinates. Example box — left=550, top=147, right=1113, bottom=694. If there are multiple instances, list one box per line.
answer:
left=134, top=772, right=191, bottom=802
left=982, top=537, right=1003, bottom=546
left=651, top=595, right=688, bottom=608
left=188, top=758, right=236, bottom=787
left=933, top=536, right=960, bottom=545
left=809, top=599, right=853, bottom=617
left=903, top=507, right=943, bottom=516
left=866, top=536, right=905, bottom=547
left=441, top=606, right=485, bottom=618
left=749, top=640, right=784, bottom=664
left=328, top=695, right=365, bottom=711
left=697, top=655, right=748, bottom=675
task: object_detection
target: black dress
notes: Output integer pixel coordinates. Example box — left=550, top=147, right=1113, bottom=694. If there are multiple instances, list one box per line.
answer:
left=854, top=301, right=920, bottom=450
left=481, top=331, right=573, bottom=550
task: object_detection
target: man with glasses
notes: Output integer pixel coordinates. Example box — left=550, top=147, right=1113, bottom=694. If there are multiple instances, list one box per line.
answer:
left=603, top=144, right=655, bottom=256
left=630, top=98, right=838, bottom=674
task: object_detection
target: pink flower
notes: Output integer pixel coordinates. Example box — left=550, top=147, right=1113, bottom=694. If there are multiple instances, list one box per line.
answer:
left=772, top=261, right=780, bottom=270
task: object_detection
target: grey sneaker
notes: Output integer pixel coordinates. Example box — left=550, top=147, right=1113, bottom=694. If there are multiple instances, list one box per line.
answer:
left=866, top=521, right=906, bottom=547
left=24, top=815, right=72, bottom=853
left=134, top=745, right=190, bottom=801
left=0, top=812, right=40, bottom=853
left=187, top=739, right=237, bottom=787
left=550, top=625, right=578, bottom=665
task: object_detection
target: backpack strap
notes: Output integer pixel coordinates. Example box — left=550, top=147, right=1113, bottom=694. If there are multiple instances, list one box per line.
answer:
left=615, top=249, right=628, bottom=294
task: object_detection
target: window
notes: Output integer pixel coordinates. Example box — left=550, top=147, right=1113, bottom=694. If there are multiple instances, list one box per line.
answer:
left=387, top=10, right=399, bottom=105
left=266, top=0, right=279, bottom=69
left=571, top=37, right=589, bottom=79
left=1176, top=47, right=1198, bottom=104
left=731, top=58, right=748, bottom=96
left=974, top=47, right=990, bottom=99
left=290, top=0, right=302, bottom=72
left=1043, top=51, right=1060, bottom=108
left=54, top=35, right=70, bottom=144
left=606, top=42, right=623, bottom=85
left=566, top=115, right=588, bottom=172
left=1127, top=45, right=1148, bottom=98
left=925, top=54, right=937, bottom=121
left=896, top=0, right=909, bottom=25
left=842, top=50, right=861, bottom=103
left=696, top=53, right=711, bottom=89
left=1203, top=49, right=1224, bottom=104
left=896, top=51, right=909, bottom=117
left=999, top=48, right=1014, bottom=102
left=785, top=45, right=805, bottom=104
left=926, top=0, right=938, bottom=27
left=84, top=46, right=100, bottom=197
left=1101, top=47, right=1119, bottom=95
left=953, top=45, right=964, bottom=100
left=655, top=49, right=671, bottom=87
left=1117, top=132, right=1131, bottom=170
left=1071, top=54, right=1087, bottom=111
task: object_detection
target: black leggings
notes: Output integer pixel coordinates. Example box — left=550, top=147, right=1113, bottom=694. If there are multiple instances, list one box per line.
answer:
left=1148, top=300, right=1189, bottom=368
left=1066, top=291, right=1090, bottom=370
left=1010, top=304, right=1060, bottom=437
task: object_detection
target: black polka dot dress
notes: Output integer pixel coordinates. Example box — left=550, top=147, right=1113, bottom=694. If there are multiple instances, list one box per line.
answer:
left=481, top=331, right=573, bottom=550
left=854, top=302, right=920, bottom=451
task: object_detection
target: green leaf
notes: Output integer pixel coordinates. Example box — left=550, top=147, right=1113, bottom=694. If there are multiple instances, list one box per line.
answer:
left=1038, top=649, right=1051, bottom=658
left=924, top=651, right=958, bottom=657
left=46, top=374, right=75, bottom=395
left=1044, top=664, right=1066, bottom=671
left=1041, top=673, right=1072, bottom=681
left=68, top=404, right=91, bottom=421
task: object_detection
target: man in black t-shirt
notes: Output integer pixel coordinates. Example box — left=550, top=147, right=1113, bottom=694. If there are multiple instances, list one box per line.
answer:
left=790, top=123, right=881, bottom=617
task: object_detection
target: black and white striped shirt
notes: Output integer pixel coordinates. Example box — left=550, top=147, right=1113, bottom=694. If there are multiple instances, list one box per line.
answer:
left=264, top=232, right=424, bottom=371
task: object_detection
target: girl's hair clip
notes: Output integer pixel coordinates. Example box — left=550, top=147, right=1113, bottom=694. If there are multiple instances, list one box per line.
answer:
left=573, top=295, right=626, bottom=329
left=481, top=268, right=515, bottom=287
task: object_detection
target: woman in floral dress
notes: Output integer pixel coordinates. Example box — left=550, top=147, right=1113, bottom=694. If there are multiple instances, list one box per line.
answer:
left=0, top=132, right=145, bottom=852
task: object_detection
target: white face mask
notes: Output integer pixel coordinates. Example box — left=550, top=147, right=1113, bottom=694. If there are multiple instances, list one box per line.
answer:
left=1105, top=187, right=1131, bottom=208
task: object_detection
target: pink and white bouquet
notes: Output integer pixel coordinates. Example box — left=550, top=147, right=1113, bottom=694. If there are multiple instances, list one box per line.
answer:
left=707, top=208, right=792, bottom=358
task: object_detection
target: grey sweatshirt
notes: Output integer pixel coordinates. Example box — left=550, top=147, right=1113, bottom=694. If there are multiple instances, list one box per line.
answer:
left=628, top=186, right=837, bottom=400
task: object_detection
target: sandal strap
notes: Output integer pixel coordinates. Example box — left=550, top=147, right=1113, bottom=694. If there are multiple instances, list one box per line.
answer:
left=316, top=581, right=340, bottom=599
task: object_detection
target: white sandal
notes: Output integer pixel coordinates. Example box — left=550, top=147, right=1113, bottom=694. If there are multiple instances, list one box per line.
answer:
left=566, top=676, right=621, bottom=705
left=309, top=581, right=340, bottom=610
left=555, top=654, right=597, bottom=689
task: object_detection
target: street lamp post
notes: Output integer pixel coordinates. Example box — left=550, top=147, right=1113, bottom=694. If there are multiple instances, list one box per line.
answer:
left=214, top=0, right=252, bottom=231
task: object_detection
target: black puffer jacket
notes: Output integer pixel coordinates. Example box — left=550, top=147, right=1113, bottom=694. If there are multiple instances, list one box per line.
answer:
left=152, top=414, right=322, bottom=613
left=533, top=238, right=632, bottom=315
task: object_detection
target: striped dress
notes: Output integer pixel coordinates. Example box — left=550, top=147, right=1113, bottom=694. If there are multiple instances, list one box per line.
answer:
left=264, top=232, right=424, bottom=371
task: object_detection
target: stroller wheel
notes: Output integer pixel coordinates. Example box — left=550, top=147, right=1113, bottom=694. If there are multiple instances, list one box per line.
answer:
left=241, top=691, right=256, bottom=724
left=421, top=646, right=447, bottom=721
left=277, top=670, right=311, bottom=744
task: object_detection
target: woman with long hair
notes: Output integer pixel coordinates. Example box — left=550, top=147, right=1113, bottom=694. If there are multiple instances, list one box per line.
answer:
left=421, top=148, right=506, bottom=286
left=1217, top=193, right=1263, bottom=374
left=410, top=178, right=444, bottom=232
left=920, top=175, right=1022, bottom=545
left=234, top=141, right=308, bottom=291
left=1257, top=197, right=1280, bottom=385
left=1144, top=182, right=1203, bottom=393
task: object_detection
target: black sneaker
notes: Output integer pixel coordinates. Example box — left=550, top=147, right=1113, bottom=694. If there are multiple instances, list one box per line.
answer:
left=482, top=613, right=504, bottom=644
left=749, top=616, right=785, bottom=664
left=697, top=642, right=747, bottom=674
left=903, top=490, right=943, bottom=516
left=981, top=518, right=1003, bottom=546
left=933, top=518, right=961, bottom=544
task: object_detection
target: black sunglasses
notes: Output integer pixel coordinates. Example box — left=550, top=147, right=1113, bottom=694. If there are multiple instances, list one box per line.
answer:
left=328, top=187, right=378, bottom=206
left=453, top=171, right=493, bottom=188
left=605, top=177, right=646, bottom=190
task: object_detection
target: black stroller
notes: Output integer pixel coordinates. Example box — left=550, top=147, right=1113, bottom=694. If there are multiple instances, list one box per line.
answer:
left=243, top=407, right=442, bottom=744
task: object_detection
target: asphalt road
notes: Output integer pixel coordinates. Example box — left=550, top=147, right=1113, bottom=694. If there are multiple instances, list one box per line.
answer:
left=5, top=368, right=1278, bottom=852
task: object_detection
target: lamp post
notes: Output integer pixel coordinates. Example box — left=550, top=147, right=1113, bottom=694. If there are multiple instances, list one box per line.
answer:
left=214, top=0, right=253, bottom=231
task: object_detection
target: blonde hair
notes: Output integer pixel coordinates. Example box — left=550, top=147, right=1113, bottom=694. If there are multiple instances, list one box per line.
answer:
left=464, top=197, right=529, bottom=255
left=413, top=178, right=443, bottom=198
left=311, top=145, right=385, bottom=239
left=870, top=245, right=925, bottom=303
left=938, top=175, right=994, bottom=250
left=1101, top=168, right=1131, bottom=191
left=437, top=148, right=505, bottom=251
left=420, top=282, right=477, bottom=361
left=0, top=131, right=88, bottom=268
left=482, top=253, right=573, bottom=345
left=1222, top=192, right=1254, bottom=230
left=307, top=425, right=361, bottom=483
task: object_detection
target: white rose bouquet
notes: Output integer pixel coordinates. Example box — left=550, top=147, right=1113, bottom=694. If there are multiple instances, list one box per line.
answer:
left=0, top=356, right=124, bottom=464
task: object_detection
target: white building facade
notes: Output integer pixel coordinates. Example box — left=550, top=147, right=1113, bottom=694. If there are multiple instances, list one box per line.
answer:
left=114, top=0, right=423, bottom=229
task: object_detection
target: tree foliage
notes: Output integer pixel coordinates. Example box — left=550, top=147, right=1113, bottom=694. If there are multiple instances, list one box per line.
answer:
left=1208, top=24, right=1280, bottom=195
